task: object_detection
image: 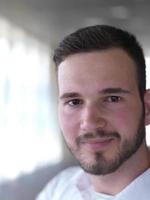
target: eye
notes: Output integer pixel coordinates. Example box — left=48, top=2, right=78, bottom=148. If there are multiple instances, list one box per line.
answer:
left=67, top=99, right=83, bottom=106
left=105, top=96, right=121, bottom=103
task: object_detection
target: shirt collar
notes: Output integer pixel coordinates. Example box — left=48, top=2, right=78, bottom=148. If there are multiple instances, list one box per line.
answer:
left=74, top=167, right=150, bottom=200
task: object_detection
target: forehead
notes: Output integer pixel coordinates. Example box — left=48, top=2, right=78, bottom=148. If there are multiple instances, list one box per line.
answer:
left=58, top=48, right=138, bottom=94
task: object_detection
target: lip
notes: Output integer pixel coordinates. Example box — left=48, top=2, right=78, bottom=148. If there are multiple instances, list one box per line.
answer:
left=81, top=138, right=114, bottom=151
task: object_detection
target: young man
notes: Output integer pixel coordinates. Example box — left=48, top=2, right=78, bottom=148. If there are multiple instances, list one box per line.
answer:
left=36, top=25, right=150, bottom=200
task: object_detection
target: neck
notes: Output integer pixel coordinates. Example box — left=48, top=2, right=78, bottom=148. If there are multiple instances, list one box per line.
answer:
left=88, top=142, right=150, bottom=195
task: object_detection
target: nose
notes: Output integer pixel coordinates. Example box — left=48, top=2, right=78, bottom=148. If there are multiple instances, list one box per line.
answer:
left=80, top=105, right=107, bottom=131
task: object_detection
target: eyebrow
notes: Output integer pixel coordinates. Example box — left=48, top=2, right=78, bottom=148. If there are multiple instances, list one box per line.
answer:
left=59, top=92, right=80, bottom=100
left=99, top=88, right=130, bottom=94
left=59, top=88, right=130, bottom=100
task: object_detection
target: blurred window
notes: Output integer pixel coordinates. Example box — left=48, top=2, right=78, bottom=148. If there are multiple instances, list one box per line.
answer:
left=0, top=17, right=62, bottom=181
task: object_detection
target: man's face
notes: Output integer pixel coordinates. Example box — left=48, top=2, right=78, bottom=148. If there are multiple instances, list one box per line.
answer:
left=58, top=48, right=145, bottom=175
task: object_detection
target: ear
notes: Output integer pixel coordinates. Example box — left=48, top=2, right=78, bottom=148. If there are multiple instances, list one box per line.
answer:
left=144, top=89, right=150, bottom=126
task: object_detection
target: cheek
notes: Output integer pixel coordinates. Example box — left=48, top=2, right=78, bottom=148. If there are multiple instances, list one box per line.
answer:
left=110, top=107, right=142, bottom=136
left=58, top=108, right=80, bottom=142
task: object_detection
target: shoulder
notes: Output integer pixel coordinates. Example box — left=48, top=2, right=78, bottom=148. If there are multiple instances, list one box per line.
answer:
left=55, top=166, right=82, bottom=179
left=48, top=166, right=83, bottom=188
left=36, top=166, right=83, bottom=200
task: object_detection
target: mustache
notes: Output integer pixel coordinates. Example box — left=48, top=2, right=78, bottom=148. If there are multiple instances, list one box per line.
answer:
left=76, top=129, right=120, bottom=144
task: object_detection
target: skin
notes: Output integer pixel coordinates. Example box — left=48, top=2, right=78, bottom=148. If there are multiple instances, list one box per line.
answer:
left=57, top=48, right=150, bottom=195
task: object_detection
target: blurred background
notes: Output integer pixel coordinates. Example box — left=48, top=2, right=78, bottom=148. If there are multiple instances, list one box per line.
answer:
left=0, top=0, right=150, bottom=199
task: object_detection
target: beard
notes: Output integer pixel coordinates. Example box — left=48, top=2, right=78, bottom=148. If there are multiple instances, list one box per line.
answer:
left=64, top=111, right=146, bottom=175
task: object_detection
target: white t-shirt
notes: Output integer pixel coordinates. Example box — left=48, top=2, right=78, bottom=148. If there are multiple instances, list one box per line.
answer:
left=36, top=166, right=150, bottom=200
left=92, top=192, right=114, bottom=200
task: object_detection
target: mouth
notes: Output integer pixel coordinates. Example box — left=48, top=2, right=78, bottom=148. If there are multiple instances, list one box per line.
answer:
left=80, top=137, right=115, bottom=152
